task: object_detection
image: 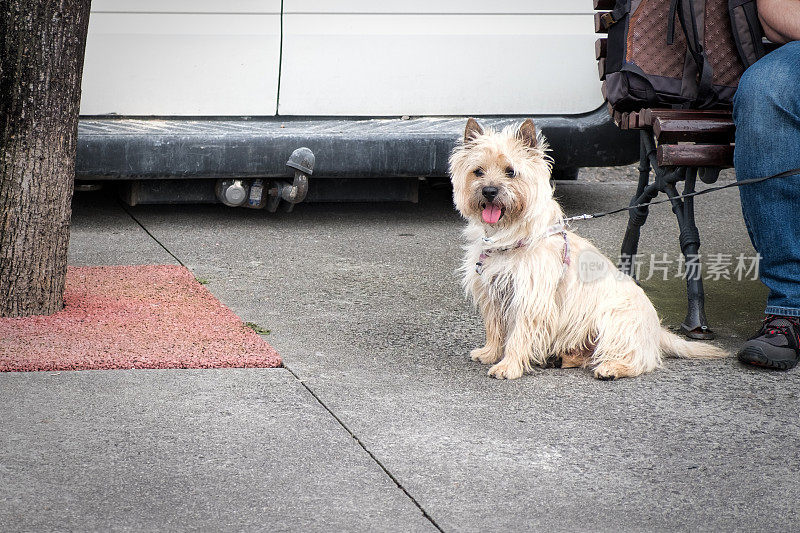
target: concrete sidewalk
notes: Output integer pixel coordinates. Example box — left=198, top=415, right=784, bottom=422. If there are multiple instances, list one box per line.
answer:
left=2, top=174, right=799, bottom=531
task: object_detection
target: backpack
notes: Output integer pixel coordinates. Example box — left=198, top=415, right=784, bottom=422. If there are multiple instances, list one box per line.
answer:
left=602, top=0, right=766, bottom=111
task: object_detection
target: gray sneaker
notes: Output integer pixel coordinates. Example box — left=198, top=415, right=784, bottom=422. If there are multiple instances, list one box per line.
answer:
left=738, top=315, right=800, bottom=370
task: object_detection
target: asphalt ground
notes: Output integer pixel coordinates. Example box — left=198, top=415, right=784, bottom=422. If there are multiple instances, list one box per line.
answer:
left=2, top=168, right=798, bottom=532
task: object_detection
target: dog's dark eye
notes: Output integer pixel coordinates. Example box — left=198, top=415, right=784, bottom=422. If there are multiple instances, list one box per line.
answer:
left=505, top=166, right=515, bottom=178
left=473, top=168, right=484, bottom=177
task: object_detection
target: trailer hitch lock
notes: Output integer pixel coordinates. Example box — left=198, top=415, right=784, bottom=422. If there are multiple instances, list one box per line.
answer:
left=266, top=147, right=315, bottom=212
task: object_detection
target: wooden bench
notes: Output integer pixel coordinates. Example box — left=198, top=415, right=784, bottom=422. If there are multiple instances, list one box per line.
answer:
left=593, top=0, right=737, bottom=339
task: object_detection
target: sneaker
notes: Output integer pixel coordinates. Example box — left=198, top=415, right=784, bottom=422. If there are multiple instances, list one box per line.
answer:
left=738, top=315, right=800, bottom=370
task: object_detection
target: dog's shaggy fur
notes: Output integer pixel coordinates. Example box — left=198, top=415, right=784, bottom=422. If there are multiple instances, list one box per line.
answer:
left=449, top=118, right=727, bottom=380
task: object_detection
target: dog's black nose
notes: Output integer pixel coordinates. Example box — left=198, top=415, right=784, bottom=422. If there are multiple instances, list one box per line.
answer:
left=482, top=186, right=498, bottom=201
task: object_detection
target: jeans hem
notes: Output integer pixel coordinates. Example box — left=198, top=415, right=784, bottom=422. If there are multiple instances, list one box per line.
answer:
left=764, top=306, right=800, bottom=317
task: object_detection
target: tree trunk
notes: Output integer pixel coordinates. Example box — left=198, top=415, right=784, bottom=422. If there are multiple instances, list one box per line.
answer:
left=0, top=0, right=92, bottom=317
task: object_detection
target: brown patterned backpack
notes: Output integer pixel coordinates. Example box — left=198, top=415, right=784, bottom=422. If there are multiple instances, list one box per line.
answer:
left=602, top=0, right=766, bottom=111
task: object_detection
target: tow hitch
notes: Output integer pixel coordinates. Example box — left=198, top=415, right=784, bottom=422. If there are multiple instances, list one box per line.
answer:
left=214, top=147, right=315, bottom=211
left=266, top=147, right=314, bottom=212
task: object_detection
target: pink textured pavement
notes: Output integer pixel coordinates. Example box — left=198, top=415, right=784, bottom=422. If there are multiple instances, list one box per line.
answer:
left=0, top=265, right=281, bottom=372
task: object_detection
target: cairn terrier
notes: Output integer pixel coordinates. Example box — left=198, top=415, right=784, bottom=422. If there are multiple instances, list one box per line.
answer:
left=449, top=118, right=727, bottom=380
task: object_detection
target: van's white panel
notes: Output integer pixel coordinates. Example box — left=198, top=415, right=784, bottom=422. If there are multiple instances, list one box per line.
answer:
left=287, top=0, right=591, bottom=14
left=90, top=0, right=278, bottom=13
left=80, top=1, right=280, bottom=116
left=280, top=2, right=603, bottom=116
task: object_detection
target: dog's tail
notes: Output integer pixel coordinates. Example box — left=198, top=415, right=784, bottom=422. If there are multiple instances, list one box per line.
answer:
left=659, top=328, right=729, bottom=359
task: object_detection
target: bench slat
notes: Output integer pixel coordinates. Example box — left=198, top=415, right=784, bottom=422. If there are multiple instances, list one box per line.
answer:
left=657, top=144, right=733, bottom=167
left=613, top=109, right=625, bottom=128
left=653, top=117, right=735, bottom=143
left=595, top=12, right=610, bottom=33
left=595, top=38, right=607, bottom=60
left=641, top=108, right=732, bottom=127
left=598, top=58, right=607, bottom=80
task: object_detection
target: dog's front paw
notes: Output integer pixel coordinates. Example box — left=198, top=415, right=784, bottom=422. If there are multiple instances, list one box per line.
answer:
left=488, top=360, right=524, bottom=380
left=592, top=362, right=638, bottom=381
left=470, top=345, right=501, bottom=364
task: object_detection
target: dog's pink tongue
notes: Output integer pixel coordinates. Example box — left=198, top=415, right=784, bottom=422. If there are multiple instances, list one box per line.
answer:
left=482, top=203, right=502, bottom=224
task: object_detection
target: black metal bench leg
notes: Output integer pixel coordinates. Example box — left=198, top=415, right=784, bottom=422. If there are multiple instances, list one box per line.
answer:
left=664, top=169, right=715, bottom=340
left=617, top=131, right=714, bottom=339
left=619, top=131, right=654, bottom=277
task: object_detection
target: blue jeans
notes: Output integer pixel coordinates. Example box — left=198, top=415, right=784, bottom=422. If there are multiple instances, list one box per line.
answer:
left=733, top=41, right=800, bottom=318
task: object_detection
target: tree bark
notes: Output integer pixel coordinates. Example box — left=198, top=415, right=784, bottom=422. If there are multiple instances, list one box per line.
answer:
left=0, top=0, right=92, bottom=317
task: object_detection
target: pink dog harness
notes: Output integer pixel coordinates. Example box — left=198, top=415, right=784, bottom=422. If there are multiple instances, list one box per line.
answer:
left=476, top=223, right=570, bottom=276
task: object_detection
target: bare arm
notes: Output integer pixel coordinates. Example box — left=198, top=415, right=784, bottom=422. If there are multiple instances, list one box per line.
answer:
left=758, top=0, right=800, bottom=43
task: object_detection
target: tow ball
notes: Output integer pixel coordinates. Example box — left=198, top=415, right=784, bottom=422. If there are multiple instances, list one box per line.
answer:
left=266, top=147, right=315, bottom=212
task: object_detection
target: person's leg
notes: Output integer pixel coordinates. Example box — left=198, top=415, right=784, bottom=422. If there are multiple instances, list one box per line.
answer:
left=733, top=41, right=800, bottom=368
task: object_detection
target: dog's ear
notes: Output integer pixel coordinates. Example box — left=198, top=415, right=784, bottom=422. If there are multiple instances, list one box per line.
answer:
left=517, top=119, right=538, bottom=148
left=464, top=117, right=484, bottom=143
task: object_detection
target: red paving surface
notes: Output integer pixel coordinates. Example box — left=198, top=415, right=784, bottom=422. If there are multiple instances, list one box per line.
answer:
left=0, top=265, right=281, bottom=372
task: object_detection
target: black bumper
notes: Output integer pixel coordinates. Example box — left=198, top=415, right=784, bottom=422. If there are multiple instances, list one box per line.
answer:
left=76, top=106, right=638, bottom=180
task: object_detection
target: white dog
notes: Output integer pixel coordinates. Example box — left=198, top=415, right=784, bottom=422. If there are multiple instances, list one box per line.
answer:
left=449, top=118, right=727, bottom=380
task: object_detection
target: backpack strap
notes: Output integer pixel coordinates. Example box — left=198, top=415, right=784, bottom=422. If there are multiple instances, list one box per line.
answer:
left=667, top=0, right=680, bottom=45
left=668, top=0, right=717, bottom=108
left=728, top=0, right=766, bottom=68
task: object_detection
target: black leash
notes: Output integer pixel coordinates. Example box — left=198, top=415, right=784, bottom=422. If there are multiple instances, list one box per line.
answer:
left=563, top=167, right=800, bottom=224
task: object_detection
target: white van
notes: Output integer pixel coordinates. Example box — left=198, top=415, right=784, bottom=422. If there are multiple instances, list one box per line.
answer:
left=76, top=0, right=637, bottom=205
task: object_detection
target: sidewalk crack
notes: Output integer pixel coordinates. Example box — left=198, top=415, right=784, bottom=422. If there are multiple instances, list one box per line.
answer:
left=283, top=365, right=444, bottom=532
